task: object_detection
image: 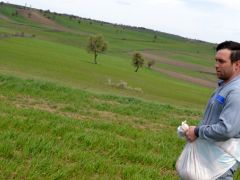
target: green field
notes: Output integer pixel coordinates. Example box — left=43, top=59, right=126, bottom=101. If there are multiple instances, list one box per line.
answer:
left=0, top=3, right=215, bottom=108
left=1, top=3, right=238, bottom=179
left=0, top=75, right=200, bottom=179
left=0, top=37, right=212, bottom=108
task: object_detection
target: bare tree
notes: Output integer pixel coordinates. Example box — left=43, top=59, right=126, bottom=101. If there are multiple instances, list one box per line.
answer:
left=87, top=35, right=107, bottom=64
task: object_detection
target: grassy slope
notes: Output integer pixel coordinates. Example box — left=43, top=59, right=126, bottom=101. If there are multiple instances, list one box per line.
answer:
left=1, top=4, right=238, bottom=179
left=0, top=75, right=201, bottom=179
left=0, top=37, right=211, bottom=108
left=0, top=75, right=239, bottom=179
left=0, top=4, right=217, bottom=89
left=0, top=4, right=215, bottom=109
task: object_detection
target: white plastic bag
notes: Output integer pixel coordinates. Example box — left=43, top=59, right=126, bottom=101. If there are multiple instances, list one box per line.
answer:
left=176, top=121, right=240, bottom=180
left=176, top=138, right=237, bottom=180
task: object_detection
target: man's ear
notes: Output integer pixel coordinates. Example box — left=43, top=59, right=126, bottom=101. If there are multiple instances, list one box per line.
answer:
left=235, top=60, right=240, bottom=70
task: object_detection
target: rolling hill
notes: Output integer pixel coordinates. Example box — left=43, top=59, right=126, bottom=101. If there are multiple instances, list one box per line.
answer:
left=2, top=2, right=237, bottom=179
left=0, top=2, right=217, bottom=108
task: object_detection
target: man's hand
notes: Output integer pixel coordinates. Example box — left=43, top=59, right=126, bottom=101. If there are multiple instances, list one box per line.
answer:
left=185, top=126, right=197, bottom=142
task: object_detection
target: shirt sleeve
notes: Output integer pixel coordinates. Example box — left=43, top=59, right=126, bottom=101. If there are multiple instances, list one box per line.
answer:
left=198, top=90, right=240, bottom=141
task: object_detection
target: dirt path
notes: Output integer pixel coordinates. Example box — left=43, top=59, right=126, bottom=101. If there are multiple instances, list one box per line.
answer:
left=141, top=51, right=214, bottom=74
left=139, top=51, right=216, bottom=88
left=153, top=66, right=216, bottom=88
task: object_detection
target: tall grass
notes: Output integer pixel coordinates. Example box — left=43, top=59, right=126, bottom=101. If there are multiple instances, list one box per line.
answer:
left=0, top=74, right=203, bottom=179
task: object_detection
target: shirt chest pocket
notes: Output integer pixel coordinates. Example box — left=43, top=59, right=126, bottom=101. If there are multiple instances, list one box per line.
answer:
left=211, top=95, right=224, bottom=115
left=207, top=95, right=224, bottom=121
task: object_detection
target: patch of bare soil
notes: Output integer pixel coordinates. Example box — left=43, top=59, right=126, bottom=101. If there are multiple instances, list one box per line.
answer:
left=14, top=95, right=64, bottom=113
left=13, top=95, right=92, bottom=120
left=17, top=9, right=92, bottom=36
left=17, top=9, right=70, bottom=31
left=9, top=95, right=120, bottom=121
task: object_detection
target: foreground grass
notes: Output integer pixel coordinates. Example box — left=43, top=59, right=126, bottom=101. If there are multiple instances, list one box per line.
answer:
left=0, top=74, right=203, bottom=179
left=0, top=75, right=239, bottom=179
left=0, top=4, right=238, bottom=177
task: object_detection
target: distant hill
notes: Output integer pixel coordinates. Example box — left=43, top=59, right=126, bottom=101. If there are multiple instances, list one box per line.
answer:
left=0, top=2, right=216, bottom=108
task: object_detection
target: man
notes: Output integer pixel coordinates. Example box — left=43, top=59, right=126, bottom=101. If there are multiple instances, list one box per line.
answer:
left=186, top=41, right=240, bottom=179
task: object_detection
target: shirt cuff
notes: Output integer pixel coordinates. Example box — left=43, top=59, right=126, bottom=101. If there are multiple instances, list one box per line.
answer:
left=194, top=127, right=199, bottom=137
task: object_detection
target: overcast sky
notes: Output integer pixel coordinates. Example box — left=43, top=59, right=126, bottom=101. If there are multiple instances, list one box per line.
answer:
left=6, top=0, right=240, bottom=43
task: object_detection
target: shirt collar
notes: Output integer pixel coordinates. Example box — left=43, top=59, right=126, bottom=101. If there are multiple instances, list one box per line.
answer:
left=218, top=80, right=224, bottom=87
left=218, top=75, right=240, bottom=87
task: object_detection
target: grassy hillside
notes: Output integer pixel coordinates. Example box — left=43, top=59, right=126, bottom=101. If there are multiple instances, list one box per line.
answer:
left=0, top=37, right=212, bottom=108
left=0, top=3, right=216, bottom=109
left=0, top=75, right=200, bottom=179
left=1, top=3, right=240, bottom=179
left=0, top=75, right=239, bottom=179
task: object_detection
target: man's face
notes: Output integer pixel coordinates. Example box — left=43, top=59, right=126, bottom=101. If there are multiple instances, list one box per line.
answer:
left=215, top=49, right=238, bottom=83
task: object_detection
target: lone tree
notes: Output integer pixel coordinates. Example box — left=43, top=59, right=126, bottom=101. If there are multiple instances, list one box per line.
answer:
left=132, top=52, right=144, bottom=72
left=87, top=35, right=107, bottom=64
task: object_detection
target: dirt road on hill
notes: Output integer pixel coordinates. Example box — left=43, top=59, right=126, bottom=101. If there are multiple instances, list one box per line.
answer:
left=142, top=52, right=214, bottom=74
left=152, top=66, right=216, bottom=88
left=141, top=52, right=216, bottom=88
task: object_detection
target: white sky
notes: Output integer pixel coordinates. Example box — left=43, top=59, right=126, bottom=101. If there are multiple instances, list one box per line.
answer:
left=5, top=0, right=240, bottom=43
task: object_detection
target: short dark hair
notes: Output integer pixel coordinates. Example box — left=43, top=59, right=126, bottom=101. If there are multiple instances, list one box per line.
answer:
left=231, top=50, right=240, bottom=62
left=216, top=41, right=240, bottom=63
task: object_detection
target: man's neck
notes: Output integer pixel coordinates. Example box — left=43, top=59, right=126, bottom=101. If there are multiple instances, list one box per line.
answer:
left=223, top=74, right=240, bottom=84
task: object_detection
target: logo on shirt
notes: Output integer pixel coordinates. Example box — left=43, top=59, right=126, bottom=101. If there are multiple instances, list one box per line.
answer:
left=216, top=95, right=225, bottom=104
